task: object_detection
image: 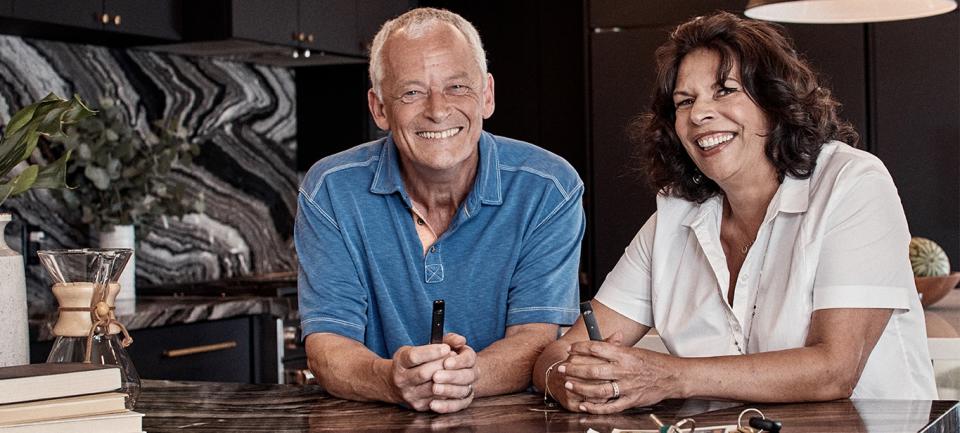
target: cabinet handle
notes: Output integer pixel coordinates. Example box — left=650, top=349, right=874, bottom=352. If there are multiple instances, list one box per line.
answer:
left=163, top=341, right=237, bottom=358
left=113, top=14, right=121, bottom=26
left=99, top=13, right=110, bottom=25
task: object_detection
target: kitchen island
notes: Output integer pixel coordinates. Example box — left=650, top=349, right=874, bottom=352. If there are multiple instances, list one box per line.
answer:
left=138, top=380, right=959, bottom=432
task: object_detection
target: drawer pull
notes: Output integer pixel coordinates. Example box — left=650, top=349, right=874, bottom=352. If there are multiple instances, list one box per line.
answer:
left=163, top=341, right=237, bottom=358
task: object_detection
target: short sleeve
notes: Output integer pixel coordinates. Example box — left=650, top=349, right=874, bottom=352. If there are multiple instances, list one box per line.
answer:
left=505, top=184, right=584, bottom=326
left=812, top=172, right=916, bottom=310
left=594, top=213, right=656, bottom=327
left=295, top=190, right=368, bottom=341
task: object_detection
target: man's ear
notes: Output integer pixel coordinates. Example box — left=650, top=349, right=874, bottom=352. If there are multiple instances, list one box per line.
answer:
left=482, top=73, right=495, bottom=119
left=368, top=88, right=391, bottom=130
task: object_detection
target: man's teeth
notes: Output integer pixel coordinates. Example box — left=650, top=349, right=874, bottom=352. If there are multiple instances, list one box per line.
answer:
left=697, top=133, right=734, bottom=150
left=418, top=128, right=461, bottom=139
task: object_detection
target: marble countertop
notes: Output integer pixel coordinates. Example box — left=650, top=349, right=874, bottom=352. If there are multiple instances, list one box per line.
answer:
left=30, top=295, right=296, bottom=341
left=137, top=380, right=959, bottom=432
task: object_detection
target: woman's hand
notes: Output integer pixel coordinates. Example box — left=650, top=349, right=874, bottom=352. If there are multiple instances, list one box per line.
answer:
left=560, top=338, right=682, bottom=414
left=547, top=333, right=624, bottom=412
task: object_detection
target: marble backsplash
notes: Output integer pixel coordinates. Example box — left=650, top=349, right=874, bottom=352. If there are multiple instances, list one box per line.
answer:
left=0, top=35, right=298, bottom=311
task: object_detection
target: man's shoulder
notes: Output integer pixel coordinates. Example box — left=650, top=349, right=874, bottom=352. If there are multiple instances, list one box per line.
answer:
left=300, top=138, right=384, bottom=199
left=490, top=133, right=583, bottom=198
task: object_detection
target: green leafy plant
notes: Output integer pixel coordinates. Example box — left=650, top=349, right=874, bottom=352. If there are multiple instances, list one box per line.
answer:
left=53, top=99, right=202, bottom=232
left=0, top=93, right=95, bottom=207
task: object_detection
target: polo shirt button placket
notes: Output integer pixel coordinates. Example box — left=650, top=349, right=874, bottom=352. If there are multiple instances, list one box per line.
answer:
left=424, top=244, right=443, bottom=283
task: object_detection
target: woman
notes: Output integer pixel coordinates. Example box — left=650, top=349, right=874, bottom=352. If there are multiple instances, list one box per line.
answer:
left=533, top=11, right=937, bottom=414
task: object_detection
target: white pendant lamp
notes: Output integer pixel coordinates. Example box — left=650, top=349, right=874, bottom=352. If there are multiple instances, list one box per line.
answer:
left=745, top=0, right=957, bottom=24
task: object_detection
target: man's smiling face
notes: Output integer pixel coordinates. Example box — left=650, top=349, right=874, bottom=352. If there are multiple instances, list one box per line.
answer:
left=368, top=22, right=495, bottom=176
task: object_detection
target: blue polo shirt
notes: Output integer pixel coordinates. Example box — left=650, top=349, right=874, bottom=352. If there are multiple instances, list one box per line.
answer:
left=296, top=131, right=583, bottom=358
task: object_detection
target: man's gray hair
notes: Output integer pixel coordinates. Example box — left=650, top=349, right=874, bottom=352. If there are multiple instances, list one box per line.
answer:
left=368, top=8, right=488, bottom=100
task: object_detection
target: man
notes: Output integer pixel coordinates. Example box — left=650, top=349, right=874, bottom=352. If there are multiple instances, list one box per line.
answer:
left=295, top=8, right=584, bottom=413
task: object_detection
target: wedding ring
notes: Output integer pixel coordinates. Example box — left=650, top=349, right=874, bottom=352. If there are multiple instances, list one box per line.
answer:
left=466, top=383, right=475, bottom=399
left=611, top=380, right=620, bottom=399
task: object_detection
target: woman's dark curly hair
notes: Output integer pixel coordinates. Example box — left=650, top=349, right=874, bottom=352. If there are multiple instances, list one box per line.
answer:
left=632, top=11, right=859, bottom=203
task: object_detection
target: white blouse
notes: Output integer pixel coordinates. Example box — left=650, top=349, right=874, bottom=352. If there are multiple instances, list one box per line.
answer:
left=595, top=141, right=937, bottom=399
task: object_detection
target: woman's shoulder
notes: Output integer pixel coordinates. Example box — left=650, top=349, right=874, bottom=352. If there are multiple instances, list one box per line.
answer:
left=810, top=141, right=893, bottom=186
left=815, top=141, right=890, bottom=176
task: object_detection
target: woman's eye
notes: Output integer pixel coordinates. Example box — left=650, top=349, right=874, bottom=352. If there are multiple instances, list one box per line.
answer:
left=718, top=87, right=738, bottom=97
left=674, top=98, right=693, bottom=108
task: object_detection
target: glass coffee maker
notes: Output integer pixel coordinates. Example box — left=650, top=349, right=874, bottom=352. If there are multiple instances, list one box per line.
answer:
left=38, top=248, right=141, bottom=409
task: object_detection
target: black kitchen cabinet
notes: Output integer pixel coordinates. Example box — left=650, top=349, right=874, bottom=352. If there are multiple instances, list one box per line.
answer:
left=0, top=0, right=10, bottom=16
left=780, top=23, right=868, bottom=150
left=589, top=27, right=670, bottom=289
left=31, top=314, right=282, bottom=384
left=10, top=0, right=101, bottom=30
left=357, top=0, right=413, bottom=54
left=870, top=12, right=960, bottom=269
left=126, top=315, right=280, bottom=383
left=9, top=0, right=181, bottom=40
left=230, top=0, right=299, bottom=47
left=300, top=0, right=360, bottom=56
left=101, top=0, right=181, bottom=40
left=218, top=0, right=365, bottom=57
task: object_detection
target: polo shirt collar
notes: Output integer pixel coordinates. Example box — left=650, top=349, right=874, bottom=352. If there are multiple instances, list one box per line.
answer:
left=367, top=132, right=504, bottom=209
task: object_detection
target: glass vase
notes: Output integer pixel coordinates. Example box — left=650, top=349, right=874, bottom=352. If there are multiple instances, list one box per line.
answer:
left=38, top=248, right=141, bottom=409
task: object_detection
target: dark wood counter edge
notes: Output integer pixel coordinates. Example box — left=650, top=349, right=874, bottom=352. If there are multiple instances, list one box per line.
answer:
left=137, top=380, right=960, bottom=432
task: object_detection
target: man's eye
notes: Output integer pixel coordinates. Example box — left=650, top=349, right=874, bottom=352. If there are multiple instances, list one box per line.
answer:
left=398, top=91, right=425, bottom=103
left=447, top=85, right=471, bottom=96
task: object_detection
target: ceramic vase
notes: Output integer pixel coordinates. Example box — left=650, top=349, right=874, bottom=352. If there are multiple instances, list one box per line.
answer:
left=0, top=213, right=28, bottom=367
left=98, top=224, right=135, bottom=314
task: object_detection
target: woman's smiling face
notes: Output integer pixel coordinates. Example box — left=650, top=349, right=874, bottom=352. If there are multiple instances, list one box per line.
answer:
left=672, top=48, right=772, bottom=188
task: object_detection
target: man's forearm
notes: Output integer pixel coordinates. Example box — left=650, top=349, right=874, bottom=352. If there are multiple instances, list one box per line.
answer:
left=306, top=334, right=400, bottom=404
left=474, top=323, right=559, bottom=397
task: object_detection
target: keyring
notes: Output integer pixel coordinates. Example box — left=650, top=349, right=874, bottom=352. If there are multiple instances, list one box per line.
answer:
left=738, top=408, right=765, bottom=429
left=668, top=417, right=697, bottom=433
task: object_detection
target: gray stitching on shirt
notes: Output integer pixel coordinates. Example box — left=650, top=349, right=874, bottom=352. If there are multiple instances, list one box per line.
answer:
left=508, top=306, right=579, bottom=314
left=302, top=316, right=363, bottom=330
left=309, top=156, right=379, bottom=198
left=499, top=164, right=572, bottom=200
left=533, top=183, right=583, bottom=232
left=299, top=190, right=339, bottom=230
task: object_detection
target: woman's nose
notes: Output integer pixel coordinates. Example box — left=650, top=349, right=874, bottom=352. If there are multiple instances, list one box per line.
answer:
left=690, top=99, right=716, bottom=125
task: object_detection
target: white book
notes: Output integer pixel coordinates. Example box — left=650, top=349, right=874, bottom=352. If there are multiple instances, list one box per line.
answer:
left=0, top=364, right=120, bottom=404
left=0, top=392, right=127, bottom=425
left=0, top=410, right=142, bottom=432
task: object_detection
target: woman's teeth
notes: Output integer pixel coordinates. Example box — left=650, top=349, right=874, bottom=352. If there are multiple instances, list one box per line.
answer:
left=418, top=127, right=461, bottom=139
left=697, top=133, right=734, bottom=150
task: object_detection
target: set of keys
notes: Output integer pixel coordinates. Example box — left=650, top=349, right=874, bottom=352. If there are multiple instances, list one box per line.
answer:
left=646, top=408, right=782, bottom=433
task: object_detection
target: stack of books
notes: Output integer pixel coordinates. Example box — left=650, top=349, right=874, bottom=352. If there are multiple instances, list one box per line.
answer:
left=0, top=363, right=143, bottom=432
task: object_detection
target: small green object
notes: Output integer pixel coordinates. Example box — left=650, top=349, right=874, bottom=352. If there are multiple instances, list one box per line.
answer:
left=909, top=237, right=950, bottom=277
left=0, top=93, right=94, bottom=207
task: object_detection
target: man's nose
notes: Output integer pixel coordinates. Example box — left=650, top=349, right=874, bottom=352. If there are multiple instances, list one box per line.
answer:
left=423, top=90, right=452, bottom=122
